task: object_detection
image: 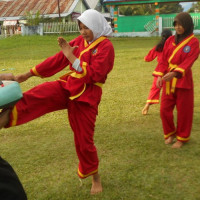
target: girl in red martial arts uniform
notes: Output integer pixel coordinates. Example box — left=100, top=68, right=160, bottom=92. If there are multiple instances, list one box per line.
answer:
left=0, top=9, right=115, bottom=194
left=142, top=29, right=172, bottom=115
left=155, top=12, right=199, bottom=148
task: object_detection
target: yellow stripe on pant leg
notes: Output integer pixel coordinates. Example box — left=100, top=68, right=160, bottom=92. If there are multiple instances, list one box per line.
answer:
left=166, top=81, right=170, bottom=95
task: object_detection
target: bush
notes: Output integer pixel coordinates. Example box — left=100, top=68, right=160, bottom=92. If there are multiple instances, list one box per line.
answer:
left=25, top=10, right=43, bottom=26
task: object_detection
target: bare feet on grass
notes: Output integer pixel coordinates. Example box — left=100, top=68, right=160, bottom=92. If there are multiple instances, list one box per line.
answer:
left=165, top=135, right=175, bottom=144
left=172, top=141, right=183, bottom=149
left=142, top=103, right=150, bottom=115
left=0, top=109, right=10, bottom=129
left=91, top=173, right=102, bottom=195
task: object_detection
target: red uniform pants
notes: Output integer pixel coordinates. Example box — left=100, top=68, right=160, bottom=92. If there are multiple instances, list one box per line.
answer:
left=7, top=81, right=99, bottom=178
left=147, top=77, right=161, bottom=104
left=160, top=84, right=194, bottom=142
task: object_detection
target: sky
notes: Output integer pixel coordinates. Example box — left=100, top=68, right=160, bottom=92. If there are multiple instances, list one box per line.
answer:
left=180, top=2, right=194, bottom=11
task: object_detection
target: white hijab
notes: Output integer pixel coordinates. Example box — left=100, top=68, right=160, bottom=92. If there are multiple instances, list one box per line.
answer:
left=77, top=9, right=113, bottom=42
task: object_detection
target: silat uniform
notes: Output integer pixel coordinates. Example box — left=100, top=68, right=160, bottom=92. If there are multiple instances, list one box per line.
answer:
left=6, top=35, right=115, bottom=178
left=144, top=46, right=163, bottom=104
left=153, top=34, right=199, bottom=142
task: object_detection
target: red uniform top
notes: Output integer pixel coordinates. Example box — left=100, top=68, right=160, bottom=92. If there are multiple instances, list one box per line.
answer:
left=153, top=34, right=199, bottom=89
left=30, top=35, right=115, bottom=106
left=144, top=46, right=163, bottom=64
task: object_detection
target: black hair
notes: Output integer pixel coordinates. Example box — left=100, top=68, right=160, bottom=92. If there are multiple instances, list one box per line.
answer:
left=155, top=29, right=172, bottom=52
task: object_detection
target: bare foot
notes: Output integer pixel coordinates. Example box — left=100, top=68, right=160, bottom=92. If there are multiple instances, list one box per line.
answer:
left=165, top=135, right=175, bottom=144
left=90, top=173, right=102, bottom=195
left=0, top=109, right=10, bottom=129
left=172, top=141, right=183, bottom=149
left=142, top=103, right=150, bottom=115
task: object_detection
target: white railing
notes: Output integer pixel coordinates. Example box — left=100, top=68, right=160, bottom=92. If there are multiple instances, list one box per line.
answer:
left=192, top=16, right=199, bottom=28
left=43, top=22, right=79, bottom=34
left=162, top=17, right=174, bottom=29
left=144, top=19, right=157, bottom=33
left=162, top=16, right=200, bottom=29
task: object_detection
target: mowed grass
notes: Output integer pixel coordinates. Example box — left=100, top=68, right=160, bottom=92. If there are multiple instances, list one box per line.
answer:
left=0, top=34, right=200, bottom=200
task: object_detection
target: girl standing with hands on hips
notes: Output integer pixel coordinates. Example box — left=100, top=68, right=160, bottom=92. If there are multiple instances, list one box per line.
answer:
left=155, top=12, right=199, bottom=148
left=0, top=9, right=115, bottom=194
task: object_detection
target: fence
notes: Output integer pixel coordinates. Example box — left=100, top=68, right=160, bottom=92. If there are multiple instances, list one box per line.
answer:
left=43, top=22, right=79, bottom=34
left=0, top=25, right=21, bottom=37
left=162, top=16, right=200, bottom=30
left=117, top=13, right=200, bottom=34
left=1, top=15, right=200, bottom=37
left=0, top=21, right=79, bottom=37
left=162, top=17, right=174, bottom=29
left=144, top=20, right=157, bottom=33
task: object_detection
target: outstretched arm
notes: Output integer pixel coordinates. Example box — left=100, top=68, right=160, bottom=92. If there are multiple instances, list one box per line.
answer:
left=15, top=72, right=33, bottom=83
left=0, top=73, right=15, bottom=81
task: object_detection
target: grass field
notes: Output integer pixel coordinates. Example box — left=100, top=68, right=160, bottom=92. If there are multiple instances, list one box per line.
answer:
left=0, top=34, right=200, bottom=200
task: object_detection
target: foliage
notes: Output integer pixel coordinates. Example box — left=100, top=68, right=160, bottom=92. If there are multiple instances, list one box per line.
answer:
left=25, top=10, right=43, bottom=26
left=119, top=3, right=183, bottom=16
left=188, top=2, right=200, bottom=13
left=0, top=35, right=200, bottom=200
left=159, top=3, right=183, bottom=14
left=119, top=4, right=155, bottom=15
left=100, top=0, right=109, bottom=12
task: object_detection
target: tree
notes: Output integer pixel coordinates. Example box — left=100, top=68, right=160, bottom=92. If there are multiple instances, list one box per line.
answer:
left=119, top=4, right=154, bottom=16
left=25, top=11, right=43, bottom=26
left=119, top=3, right=183, bottom=16
left=159, top=3, right=183, bottom=14
left=188, top=2, right=200, bottom=13
left=100, top=0, right=109, bottom=12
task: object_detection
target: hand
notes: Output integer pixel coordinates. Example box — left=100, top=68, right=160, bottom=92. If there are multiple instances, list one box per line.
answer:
left=0, top=73, right=15, bottom=81
left=15, top=72, right=32, bottom=83
left=162, top=72, right=177, bottom=82
left=58, top=37, right=67, bottom=48
left=57, top=37, right=78, bottom=59
left=156, top=76, right=163, bottom=89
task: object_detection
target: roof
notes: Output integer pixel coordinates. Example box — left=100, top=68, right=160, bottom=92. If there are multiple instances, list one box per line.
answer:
left=0, top=0, right=87, bottom=20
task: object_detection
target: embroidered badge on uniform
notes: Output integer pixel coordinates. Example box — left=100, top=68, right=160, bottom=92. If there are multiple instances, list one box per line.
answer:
left=183, top=45, right=191, bottom=53
left=92, top=48, right=98, bottom=55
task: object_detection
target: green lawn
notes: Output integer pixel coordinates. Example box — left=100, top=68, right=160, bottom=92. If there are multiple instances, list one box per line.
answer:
left=0, top=34, right=200, bottom=200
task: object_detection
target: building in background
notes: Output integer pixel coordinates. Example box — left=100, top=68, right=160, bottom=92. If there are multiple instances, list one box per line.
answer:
left=0, top=0, right=112, bottom=36
left=0, top=0, right=89, bottom=23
